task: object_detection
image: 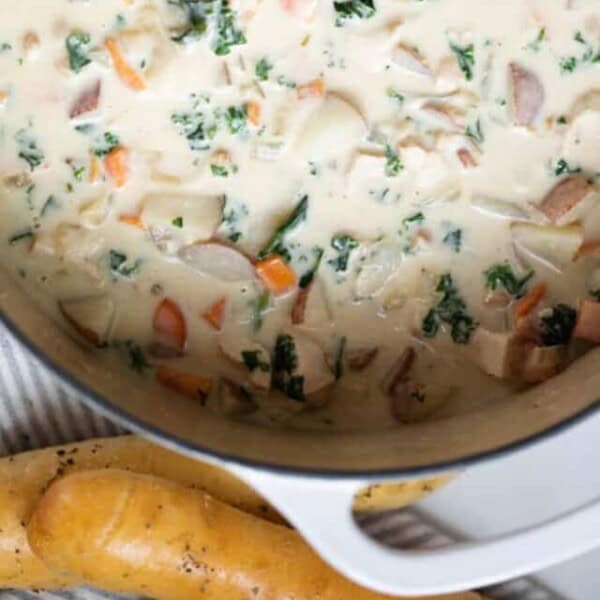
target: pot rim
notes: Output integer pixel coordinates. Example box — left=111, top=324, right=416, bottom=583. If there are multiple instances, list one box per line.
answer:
left=3, top=309, right=599, bottom=480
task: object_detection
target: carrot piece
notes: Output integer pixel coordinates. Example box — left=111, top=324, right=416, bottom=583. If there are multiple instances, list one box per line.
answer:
left=514, top=282, right=546, bottom=320
left=156, top=365, right=212, bottom=402
left=577, top=240, right=600, bottom=259
left=89, top=156, right=101, bottom=183
left=118, top=213, right=144, bottom=229
left=104, top=147, right=128, bottom=188
left=105, top=37, right=145, bottom=91
left=202, top=297, right=227, bottom=331
left=153, top=298, right=187, bottom=352
left=297, top=79, right=324, bottom=100
left=256, top=255, right=297, bottom=296
left=246, top=101, right=261, bottom=126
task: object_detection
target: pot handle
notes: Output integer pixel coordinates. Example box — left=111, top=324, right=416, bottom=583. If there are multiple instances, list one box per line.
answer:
left=227, top=464, right=600, bottom=596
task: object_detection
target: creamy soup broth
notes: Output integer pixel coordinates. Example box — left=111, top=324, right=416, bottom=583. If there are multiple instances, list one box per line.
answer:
left=0, top=0, right=599, bottom=431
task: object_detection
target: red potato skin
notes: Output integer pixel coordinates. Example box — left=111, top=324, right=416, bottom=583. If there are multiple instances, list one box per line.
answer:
left=540, top=175, right=592, bottom=223
left=574, top=300, right=600, bottom=343
left=69, top=80, right=101, bottom=118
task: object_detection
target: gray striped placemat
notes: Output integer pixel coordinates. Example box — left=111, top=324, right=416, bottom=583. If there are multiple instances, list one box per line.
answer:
left=0, top=325, right=561, bottom=600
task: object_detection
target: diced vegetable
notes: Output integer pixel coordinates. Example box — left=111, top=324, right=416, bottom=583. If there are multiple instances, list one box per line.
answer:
left=219, top=335, right=272, bottom=390
left=390, top=44, right=432, bottom=78
left=291, top=279, right=331, bottom=327
left=105, top=37, right=146, bottom=91
left=153, top=298, right=187, bottom=353
left=295, top=93, right=366, bottom=161
left=258, top=196, right=308, bottom=261
left=511, top=223, right=583, bottom=272
left=574, top=300, right=600, bottom=344
left=509, top=63, right=544, bottom=126
left=218, top=380, right=257, bottom=416
left=520, top=345, right=565, bottom=384
left=347, top=347, right=378, bottom=371
left=465, top=328, right=523, bottom=379
left=514, top=282, right=546, bottom=320
left=59, top=295, right=115, bottom=346
left=296, top=79, right=324, bottom=100
left=178, top=242, right=255, bottom=282
left=118, top=214, right=145, bottom=229
left=539, top=175, right=593, bottom=224
left=156, top=365, right=211, bottom=402
left=202, top=297, right=227, bottom=331
left=104, top=147, right=128, bottom=188
left=354, top=241, right=403, bottom=299
left=70, top=81, right=102, bottom=119
left=246, top=101, right=261, bottom=126
left=273, top=331, right=334, bottom=400
left=256, top=255, right=297, bottom=296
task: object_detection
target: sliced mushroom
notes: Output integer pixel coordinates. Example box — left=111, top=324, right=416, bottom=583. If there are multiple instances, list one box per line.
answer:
left=218, top=380, right=258, bottom=417
left=295, top=93, right=367, bottom=161
left=141, top=193, right=224, bottom=253
left=59, top=295, right=115, bottom=346
left=178, top=243, right=256, bottom=283
left=511, top=222, right=583, bottom=272
left=539, top=175, right=594, bottom=224
left=574, top=299, right=600, bottom=344
left=509, top=63, right=544, bottom=126
left=220, top=334, right=272, bottom=390
left=69, top=80, right=102, bottom=119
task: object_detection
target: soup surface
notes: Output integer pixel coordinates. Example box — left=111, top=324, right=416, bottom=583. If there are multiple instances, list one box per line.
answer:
left=0, top=0, right=599, bottom=431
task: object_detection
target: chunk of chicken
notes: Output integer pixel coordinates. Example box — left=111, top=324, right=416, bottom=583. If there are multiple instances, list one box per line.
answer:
left=509, top=63, right=544, bottom=127
left=465, top=328, right=524, bottom=379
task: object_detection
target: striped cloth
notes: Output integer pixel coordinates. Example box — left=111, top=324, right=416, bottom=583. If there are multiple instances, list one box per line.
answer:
left=0, top=326, right=559, bottom=600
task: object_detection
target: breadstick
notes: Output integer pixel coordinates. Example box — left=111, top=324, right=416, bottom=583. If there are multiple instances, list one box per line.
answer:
left=28, top=469, right=481, bottom=600
left=0, top=435, right=280, bottom=589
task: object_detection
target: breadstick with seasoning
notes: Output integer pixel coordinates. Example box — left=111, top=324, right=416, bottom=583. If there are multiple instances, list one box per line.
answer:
left=0, top=435, right=281, bottom=590
left=28, top=469, right=482, bottom=600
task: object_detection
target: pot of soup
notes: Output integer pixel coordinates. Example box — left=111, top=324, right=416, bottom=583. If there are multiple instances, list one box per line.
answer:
left=1, top=0, right=600, bottom=595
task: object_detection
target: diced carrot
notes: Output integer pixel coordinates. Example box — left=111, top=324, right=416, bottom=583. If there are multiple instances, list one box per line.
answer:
left=577, top=240, right=600, bottom=259
left=105, top=37, right=146, bottom=91
left=156, top=365, right=212, bottom=403
left=297, top=79, right=324, bottom=100
left=202, top=297, right=227, bottom=331
left=574, top=299, right=600, bottom=344
left=153, top=298, right=187, bottom=352
left=104, top=146, right=128, bottom=188
left=514, top=282, right=546, bottom=320
left=246, top=101, right=261, bottom=126
left=118, top=213, right=144, bottom=229
left=256, top=255, right=297, bottom=296
left=89, top=155, right=101, bottom=183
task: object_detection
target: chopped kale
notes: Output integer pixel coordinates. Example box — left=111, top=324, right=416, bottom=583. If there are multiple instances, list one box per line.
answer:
left=333, top=0, right=376, bottom=27
left=328, top=234, right=359, bottom=272
left=212, top=1, right=246, bottom=55
left=465, top=119, right=484, bottom=145
left=66, top=31, right=92, bottom=73
left=255, top=57, right=273, bottom=81
left=93, top=132, right=120, bottom=157
left=299, top=247, right=324, bottom=288
left=539, top=304, right=577, bottom=346
left=384, top=144, right=403, bottom=177
left=553, top=158, right=581, bottom=176
left=242, top=350, right=270, bottom=372
left=443, top=228, right=462, bottom=253
left=251, top=291, right=270, bottom=332
left=15, top=129, right=44, bottom=171
left=224, top=105, right=247, bottom=134
left=172, top=216, right=184, bottom=228
left=126, top=341, right=150, bottom=373
left=402, top=212, right=424, bottom=228
left=258, top=195, right=308, bottom=261
left=484, top=263, right=533, bottom=298
left=9, top=229, right=33, bottom=246
left=109, top=250, right=142, bottom=278
left=422, top=273, right=477, bottom=344
left=450, top=42, right=475, bottom=81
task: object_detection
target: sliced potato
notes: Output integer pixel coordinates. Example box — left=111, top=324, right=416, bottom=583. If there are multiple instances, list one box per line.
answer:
left=142, top=193, right=224, bottom=253
left=354, top=241, right=404, bottom=299
left=59, top=295, right=115, bottom=346
left=390, top=44, right=433, bottom=78
left=178, top=243, right=256, bottom=282
left=295, top=93, right=367, bottom=161
left=511, top=222, right=583, bottom=272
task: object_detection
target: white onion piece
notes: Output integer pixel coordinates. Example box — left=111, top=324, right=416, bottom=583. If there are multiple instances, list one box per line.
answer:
left=354, top=241, right=404, bottom=299
left=59, top=295, right=115, bottom=346
left=178, top=243, right=256, bottom=282
left=471, top=196, right=530, bottom=222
